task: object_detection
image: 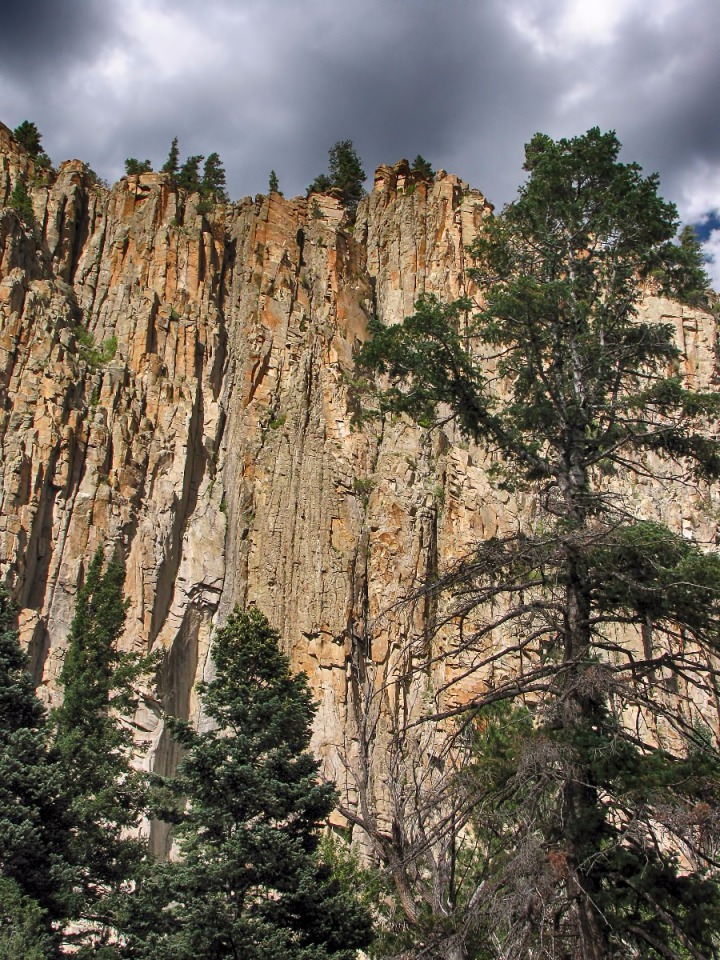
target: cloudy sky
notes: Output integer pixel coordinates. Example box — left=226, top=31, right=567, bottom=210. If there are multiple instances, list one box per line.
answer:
left=2, top=0, right=718, bottom=284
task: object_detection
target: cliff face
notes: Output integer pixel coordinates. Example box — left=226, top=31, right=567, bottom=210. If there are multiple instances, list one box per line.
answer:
left=1, top=123, right=717, bottom=815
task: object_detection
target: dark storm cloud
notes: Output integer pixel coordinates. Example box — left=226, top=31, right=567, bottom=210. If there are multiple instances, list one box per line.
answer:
left=1, top=0, right=717, bottom=282
left=0, top=0, right=116, bottom=78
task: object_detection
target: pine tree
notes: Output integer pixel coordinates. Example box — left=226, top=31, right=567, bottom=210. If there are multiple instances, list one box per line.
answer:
left=120, top=607, right=373, bottom=960
left=124, top=158, right=153, bottom=176
left=411, top=154, right=434, bottom=180
left=53, top=549, right=150, bottom=931
left=268, top=169, right=281, bottom=195
left=200, top=152, right=228, bottom=202
left=13, top=120, right=42, bottom=157
left=328, top=140, right=366, bottom=214
left=177, top=155, right=204, bottom=194
left=0, top=878, right=55, bottom=960
left=161, top=137, right=180, bottom=181
left=12, top=120, right=52, bottom=169
left=8, top=180, right=34, bottom=224
left=0, top=589, right=73, bottom=946
left=308, top=140, right=366, bottom=215
left=359, top=128, right=720, bottom=959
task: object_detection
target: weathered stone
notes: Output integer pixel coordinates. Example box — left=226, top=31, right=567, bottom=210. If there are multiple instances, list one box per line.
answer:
left=0, top=122, right=717, bottom=832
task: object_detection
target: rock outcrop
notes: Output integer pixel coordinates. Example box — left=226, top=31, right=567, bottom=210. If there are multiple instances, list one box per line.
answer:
left=0, top=123, right=717, bottom=830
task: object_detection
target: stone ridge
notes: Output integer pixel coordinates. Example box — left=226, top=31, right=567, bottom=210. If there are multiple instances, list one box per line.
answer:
left=0, top=128, right=717, bottom=829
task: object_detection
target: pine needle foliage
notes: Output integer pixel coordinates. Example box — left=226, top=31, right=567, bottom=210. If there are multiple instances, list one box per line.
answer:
left=52, top=549, right=150, bottom=924
left=0, top=590, right=73, bottom=932
left=120, top=607, right=373, bottom=960
left=358, top=128, right=720, bottom=959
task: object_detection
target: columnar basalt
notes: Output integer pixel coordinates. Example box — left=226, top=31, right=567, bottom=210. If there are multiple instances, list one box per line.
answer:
left=0, top=124, right=717, bottom=814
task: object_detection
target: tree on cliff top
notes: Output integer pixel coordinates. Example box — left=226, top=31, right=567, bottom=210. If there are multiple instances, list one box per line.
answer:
left=119, top=607, right=373, bottom=960
left=200, top=152, right=228, bottom=203
left=12, top=121, right=51, bottom=169
left=358, top=128, right=720, bottom=959
left=308, top=139, right=366, bottom=215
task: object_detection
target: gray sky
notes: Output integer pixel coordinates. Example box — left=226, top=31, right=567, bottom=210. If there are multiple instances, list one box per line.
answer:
left=2, top=0, right=719, bottom=284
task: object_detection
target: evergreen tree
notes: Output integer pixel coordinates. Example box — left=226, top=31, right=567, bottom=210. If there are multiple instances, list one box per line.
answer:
left=120, top=607, right=373, bottom=960
left=307, top=172, right=332, bottom=195
left=12, top=120, right=52, bottom=169
left=328, top=139, right=366, bottom=214
left=177, top=154, right=204, bottom=194
left=268, top=169, right=281, bottom=195
left=13, top=120, right=42, bottom=156
left=53, top=549, right=150, bottom=932
left=308, top=140, right=366, bottom=215
left=0, top=589, right=73, bottom=947
left=200, top=152, right=228, bottom=202
left=124, top=158, right=153, bottom=176
left=359, top=128, right=720, bottom=959
left=8, top=180, right=34, bottom=224
left=411, top=154, right=434, bottom=180
left=161, top=137, right=180, bottom=180
left=0, top=878, right=55, bottom=960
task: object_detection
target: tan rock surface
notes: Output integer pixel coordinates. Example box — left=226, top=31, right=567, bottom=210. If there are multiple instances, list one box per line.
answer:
left=0, top=124, right=717, bottom=831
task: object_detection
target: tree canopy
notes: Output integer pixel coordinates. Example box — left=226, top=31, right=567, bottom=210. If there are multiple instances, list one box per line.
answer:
left=358, top=128, right=720, bottom=959
left=120, top=607, right=373, bottom=959
left=308, top=139, right=366, bottom=215
left=124, top=158, right=153, bottom=176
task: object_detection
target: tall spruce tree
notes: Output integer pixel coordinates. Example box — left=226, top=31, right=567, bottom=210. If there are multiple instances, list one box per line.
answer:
left=161, top=137, right=180, bottom=181
left=200, top=152, right=228, bottom=202
left=53, top=549, right=149, bottom=935
left=0, top=589, right=73, bottom=937
left=308, top=140, right=366, bottom=215
left=177, top=155, right=204, bottom=194
left=120, top=607, right=373, bottom=960
left=359, top=128, right=720, bottom=959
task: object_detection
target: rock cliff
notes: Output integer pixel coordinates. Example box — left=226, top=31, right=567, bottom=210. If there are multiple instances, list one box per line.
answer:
left=1, top=124, right=717, bottom=830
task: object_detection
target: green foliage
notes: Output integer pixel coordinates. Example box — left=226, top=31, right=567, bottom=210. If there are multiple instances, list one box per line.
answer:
left=120, top=607, right=373, bottom=959
left=308, top=173, right=332, bottom=195
left=52, top=550, right=151, bottom=924
left=200, top=152, right=228, bottom=202
left=268, top=169, right=281, bottom=195
left=411, top=154, right=434, bottom=180
left=0, top=878, right=55, bottom=960
left=177, top=154, right=204, bottom=194
left=124, top=158, right=153, bottom=176
left=0, top=590, right=73, bottom=923
left=161, top=137, right=180, bottom=180
left=657, top=223, right=712, bottom=307
left=358, top=128, right=720, bottom=959
left=74, top=326, right=118, bottom=368
left=310, top=198, right=325, bottom=219
left=13, top=121, right=52, bottom=170
left=13, top=121, right=43, bottom=157
left=8, top=179, right=34, bottom=224
left=308, top=140, right=366, bottom=215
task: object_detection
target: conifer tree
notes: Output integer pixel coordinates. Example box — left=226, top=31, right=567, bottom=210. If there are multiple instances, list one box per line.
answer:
left=53, top=549, right=149, bottom=930
left=161, top=137, right=180, bottom=181
left=200, top=152, right=228, bottom=202
left=308, top=140, right=366, bottom=215
left=8, top=180, right=34, bottom=224
left=124, top=158, right=152, bottom=176
left=411, top=154, right=434, bottom=180
left=120, top=607, right=373, bottom=960
left=359, top=128, right=720, bottom=959
left=177, top=155, right=204, bottom=194
left=12, top=121, right=52, bottom=169
left=0, top=589, right=73, bottom=947
left=268, top=169, right=281, bottom=195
